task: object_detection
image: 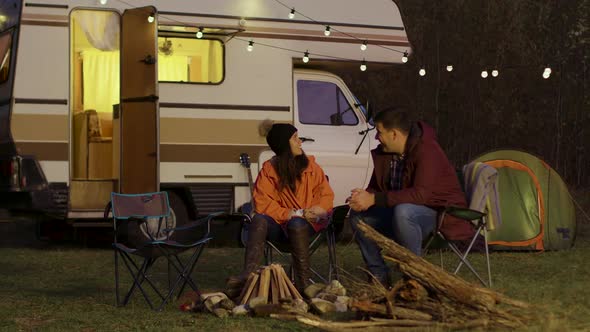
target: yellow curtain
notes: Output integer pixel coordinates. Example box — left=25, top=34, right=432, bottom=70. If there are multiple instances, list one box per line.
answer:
left=82, top=50, right=120, bottom=114
left=158, top=55, right=188, bottom=82
left=208, top=40, right=222, bottom=83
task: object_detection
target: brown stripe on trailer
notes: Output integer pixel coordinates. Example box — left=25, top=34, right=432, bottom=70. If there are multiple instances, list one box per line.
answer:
left=161, top=144, right=268, bottom=163
left=15, top=142, right=68, bottom=161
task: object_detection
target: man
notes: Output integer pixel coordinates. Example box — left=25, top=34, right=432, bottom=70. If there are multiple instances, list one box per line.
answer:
left=225, top=121, right=334, bottom=297
left=348, top=107, right=474, bottom=287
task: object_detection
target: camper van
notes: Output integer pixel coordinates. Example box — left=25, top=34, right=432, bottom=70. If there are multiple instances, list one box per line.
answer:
left=0, top=0, right=411, bottom=232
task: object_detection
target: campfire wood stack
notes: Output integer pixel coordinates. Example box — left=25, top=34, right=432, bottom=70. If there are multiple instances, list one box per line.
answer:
left=271, top=221, right=536, bottom=331
left=238, top=264, right=302, bottom=305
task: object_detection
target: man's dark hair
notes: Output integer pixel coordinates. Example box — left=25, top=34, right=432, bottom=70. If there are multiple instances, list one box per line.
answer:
left=373, top=107, right=413, bottom=134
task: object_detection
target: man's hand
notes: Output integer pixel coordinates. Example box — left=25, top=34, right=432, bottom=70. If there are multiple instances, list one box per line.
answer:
left=348, top=188, right=375, bottom=212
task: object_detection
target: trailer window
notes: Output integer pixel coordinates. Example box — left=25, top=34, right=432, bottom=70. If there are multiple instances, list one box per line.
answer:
left=157, top=37, right=224, bottom=84
left=0, top=32, right=12, bottom=84
left=297, top=80, right=359, bottom=126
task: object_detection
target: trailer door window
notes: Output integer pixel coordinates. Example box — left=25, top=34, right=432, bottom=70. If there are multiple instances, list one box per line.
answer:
left=0, top=32, right=12, bottom=84
left=297, top=80, right=359, bottom=126
left=157, top=37, right=224, bottom=84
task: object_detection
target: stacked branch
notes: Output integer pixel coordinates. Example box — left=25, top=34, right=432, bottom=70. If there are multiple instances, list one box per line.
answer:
left=353, top=220, right=534, bottom=330
left=239, top=264, right=302, bottom=306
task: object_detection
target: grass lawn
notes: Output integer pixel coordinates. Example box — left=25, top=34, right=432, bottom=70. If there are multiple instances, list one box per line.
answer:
left=1, top=221, right=589, bottom=331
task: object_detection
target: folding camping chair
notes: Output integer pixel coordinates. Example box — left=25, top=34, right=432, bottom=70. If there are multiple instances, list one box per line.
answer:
left=424, top=207, right=492, bottom=287
left=108, top=191, right=220, bottom=311
left=424, top=162, right=499, bottom=287
left=241, top=205, right=349, bottom=284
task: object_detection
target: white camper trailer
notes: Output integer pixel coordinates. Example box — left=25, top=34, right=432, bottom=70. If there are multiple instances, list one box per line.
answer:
left=0, top=0, right=411, bottom=232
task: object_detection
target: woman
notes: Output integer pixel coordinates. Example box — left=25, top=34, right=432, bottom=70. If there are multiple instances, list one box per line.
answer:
left=226, top=121, right=334, bottom=296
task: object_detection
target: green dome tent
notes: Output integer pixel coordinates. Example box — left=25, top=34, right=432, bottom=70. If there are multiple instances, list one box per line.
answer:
left=474, top=150, right=576, bottom=251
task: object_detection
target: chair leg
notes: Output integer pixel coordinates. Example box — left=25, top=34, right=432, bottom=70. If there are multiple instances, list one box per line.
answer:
left=484, top=228, right=492, bottom=287
left=327, top=225, right=339, bottom=282
left=453, top=223, right=484, bottom=274
left=447, top=242, right=488, bottom=287
left=114, top=249, right=120, bottom=307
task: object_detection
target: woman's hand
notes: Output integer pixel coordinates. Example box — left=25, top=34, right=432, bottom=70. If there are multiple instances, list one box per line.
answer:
left=303, top=206, right=327, bottom=223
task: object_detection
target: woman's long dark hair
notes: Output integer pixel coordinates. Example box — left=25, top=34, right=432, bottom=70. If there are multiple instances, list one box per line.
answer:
left=272, top=151, right=309, bottom=193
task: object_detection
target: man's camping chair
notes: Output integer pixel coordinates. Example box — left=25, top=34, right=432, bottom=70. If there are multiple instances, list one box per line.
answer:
left=109, top=191, right=220, bottom=311
left=424, top=162, right=500, bottom=287
left=241, top=205, right=349, bottom=284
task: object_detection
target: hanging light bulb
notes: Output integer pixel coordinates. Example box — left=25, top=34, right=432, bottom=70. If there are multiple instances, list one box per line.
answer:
left=288, top=8, right=295, bottom=19
left=247, top=40, right=254, bottom=52
left=543, top=70, right=551, bottom=79
left=544, top=67, right=552, bottom=75
left=419, top=68, right=426, bottom=76
left=324, top=26, right=331, bottom=36
left=492, top=69, right=499, bottom=77
left=481, top=70, right=488, bottom=78
left=147, top=13, right=155, bottom=23
left=360, top=59, right=367, bottom=72
left=99, top=0, right=107, bottom=5
left=446, top=65, right=453, bottom=72
left=303, top=51, right=310, bottom=63
left=196, top=27, right=204, bottom=39
left=360, top=41, right=368, bottom=51
left=402, top=51, right=408, bottom=63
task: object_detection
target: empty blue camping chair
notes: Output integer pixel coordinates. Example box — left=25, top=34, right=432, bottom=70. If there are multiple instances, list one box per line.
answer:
left=108, top=191, right=221, bottom=311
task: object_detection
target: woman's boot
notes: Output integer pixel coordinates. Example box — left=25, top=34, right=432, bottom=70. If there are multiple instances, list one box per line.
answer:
left=224, top=215, right=268, bottom=298
left=287, top=220, right=311, bottom=294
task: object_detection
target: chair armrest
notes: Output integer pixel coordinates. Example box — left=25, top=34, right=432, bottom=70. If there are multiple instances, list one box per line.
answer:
left=444, top=206, right=485, bottom=221
left=164, top=211, right=225, bottom=235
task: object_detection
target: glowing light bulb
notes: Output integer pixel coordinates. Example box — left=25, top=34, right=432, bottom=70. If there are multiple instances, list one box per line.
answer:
left=99, top=0, right=107, bottom=5
left=544, top=67, right=552, bottom=74
left=402, top=51, right=408, bottom=63
left=360, top=41, right=368, bottom=51
left=324, top=26, right=331, bottom=36
left=481, top=70, right=488, bottom=78
left=303, top=51, right=310, bottom=63
left=289, top=8, right=295, bottom=19
left=147, top=15, right=155, bottom=23
left=196, top=27, right=203, bottom=39
left=360, top=60, right=367, bottom=71
left=543, top=71, right=551, bottom=79
left=247, top=40, right=254, bottom=52
left=492, top=69, right=499, bottom=77
left=446, top=65, right=453, bottom=72
left=419, top=68, right=426, bottom=76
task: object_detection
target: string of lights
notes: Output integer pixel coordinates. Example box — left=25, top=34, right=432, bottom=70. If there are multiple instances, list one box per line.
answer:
left=104, top=0, right=554, bottom=78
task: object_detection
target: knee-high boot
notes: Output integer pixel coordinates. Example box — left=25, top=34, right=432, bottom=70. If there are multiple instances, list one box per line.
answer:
left=224, top=215, right=268, bottom=298
left=287, top=221, right=311, bottom=293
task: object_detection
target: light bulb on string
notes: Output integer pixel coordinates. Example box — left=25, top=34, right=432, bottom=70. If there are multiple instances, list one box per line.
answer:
left=402, top=51, right=408, bottom=63
left=419, top=68, right=426, bottom=76
left=288, top=8, right=295, bottom=19
left=544, top=67, right=552, bottom=75
left=481, top=70, right=488, bottom=78
left=196, top=27, right=204, bottom=39
left=543, top=70, right=551, bottom=79
left=492, top=69, right=499, bottom=77
left=247, top=40, right=254, bottom=52
left=324, top=26, right=331, bottom=36
left=446, top=65, right=453, bottom=72
left=147, top=13, right=155, bottom=23
left=360, top=41, right=368, bottom=51
left=303, top=51, right=310, bottom=63
left=360, top=59, right=367, bottom=72
left=99, top=0, right=107, bottom=5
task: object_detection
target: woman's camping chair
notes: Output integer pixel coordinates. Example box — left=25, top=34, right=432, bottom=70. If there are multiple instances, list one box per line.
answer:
left=108, top=191, right=221, bottom=311
left=424, top=162, right=500, bottom=287
left=240, top=205, right=349, bottom=284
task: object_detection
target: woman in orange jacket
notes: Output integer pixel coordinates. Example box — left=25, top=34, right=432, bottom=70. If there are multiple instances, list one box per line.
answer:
left=226, top=121, right=334, bottom=295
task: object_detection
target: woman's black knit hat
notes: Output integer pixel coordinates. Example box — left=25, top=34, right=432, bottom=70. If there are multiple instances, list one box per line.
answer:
left=266, top=123, right=297, bottom=155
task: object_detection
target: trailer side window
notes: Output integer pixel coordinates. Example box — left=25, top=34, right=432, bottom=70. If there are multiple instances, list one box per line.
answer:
left=157, top=37, right=224, bottom=84
left=0, top=32, right=12, bottom=84
left=297, top=80, right=359, bottom=126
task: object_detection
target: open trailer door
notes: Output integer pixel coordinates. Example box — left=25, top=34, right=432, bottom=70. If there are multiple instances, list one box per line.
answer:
left=117, top=6, right=159, bottom=194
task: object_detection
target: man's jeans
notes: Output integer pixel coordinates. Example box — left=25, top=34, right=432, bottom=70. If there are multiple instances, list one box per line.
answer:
left=349, top=204, right=437, bottom=282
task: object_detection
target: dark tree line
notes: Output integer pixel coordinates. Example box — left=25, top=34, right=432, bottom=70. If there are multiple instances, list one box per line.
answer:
left=335, top=0, right=590, bottom=187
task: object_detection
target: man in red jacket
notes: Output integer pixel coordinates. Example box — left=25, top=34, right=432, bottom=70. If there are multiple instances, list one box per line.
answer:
left=348, top=107, right=474, bottom=287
